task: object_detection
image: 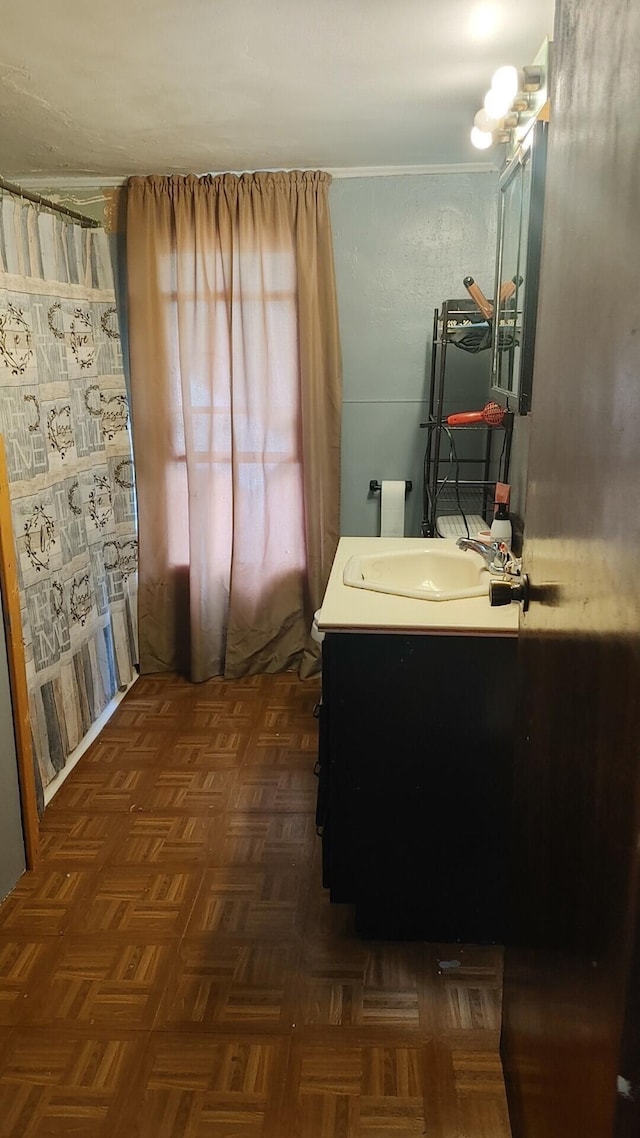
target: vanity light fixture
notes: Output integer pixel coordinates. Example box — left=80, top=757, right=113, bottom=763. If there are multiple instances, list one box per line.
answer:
left=492, top=65, right=519, bottom=103
left=484, top=85, right=513, bottom=121
left=474, top=108, right=500, bottom=133
left=470, top=126, right=494, bottom=150
left=470, top=60, right=545, bottom=150
left=468, top=2, right=501, bottom=40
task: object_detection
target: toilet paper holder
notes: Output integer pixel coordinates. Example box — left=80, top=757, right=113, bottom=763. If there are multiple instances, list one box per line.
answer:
left=369, top=480, right=412, bottom=495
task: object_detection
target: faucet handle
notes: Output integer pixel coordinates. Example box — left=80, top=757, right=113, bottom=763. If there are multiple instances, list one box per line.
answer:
left=489, top=542, right=510, bottom=572
left=490, top=575, right=530, bottom=610
left=455, top=535, right=509, bottom=572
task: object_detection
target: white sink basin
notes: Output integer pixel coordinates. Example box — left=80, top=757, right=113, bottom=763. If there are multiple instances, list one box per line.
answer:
left=342, top=545, right=489, bottom=601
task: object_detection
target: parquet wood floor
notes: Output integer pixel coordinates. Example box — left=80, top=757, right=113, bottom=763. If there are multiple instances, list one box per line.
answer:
left=0, top=672, right=511, bottom=1137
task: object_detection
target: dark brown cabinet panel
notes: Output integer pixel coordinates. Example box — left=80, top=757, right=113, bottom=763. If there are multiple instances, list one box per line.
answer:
left=320, top=631, right=516, bottom=941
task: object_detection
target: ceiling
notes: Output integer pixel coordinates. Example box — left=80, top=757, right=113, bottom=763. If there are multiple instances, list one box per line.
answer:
left=1, top=0, right=555, bottom=182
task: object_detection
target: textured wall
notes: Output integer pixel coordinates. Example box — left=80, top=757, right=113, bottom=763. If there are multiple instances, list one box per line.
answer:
left=330, top=172, right=499, bottom=535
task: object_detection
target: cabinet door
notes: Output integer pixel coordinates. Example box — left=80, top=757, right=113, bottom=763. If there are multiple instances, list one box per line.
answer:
left=313, top=699, right=331, bottom=889
left=322, top=633, right=362, bottom=903
left=325, top=632, right=516, bottom=941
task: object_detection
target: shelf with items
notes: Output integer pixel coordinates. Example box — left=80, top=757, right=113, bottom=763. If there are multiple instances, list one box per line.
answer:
left=421, top=300, right=512, bottom=538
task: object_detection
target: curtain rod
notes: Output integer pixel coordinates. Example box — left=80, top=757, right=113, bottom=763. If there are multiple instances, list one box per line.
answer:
left=0, top=174, right=101, bottom=228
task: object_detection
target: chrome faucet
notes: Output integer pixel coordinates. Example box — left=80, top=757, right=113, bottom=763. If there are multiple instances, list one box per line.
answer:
left=456, top=536, right=509, bottom=573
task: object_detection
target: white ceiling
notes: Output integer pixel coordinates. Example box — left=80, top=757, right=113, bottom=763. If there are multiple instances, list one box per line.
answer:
left=0, top=0, right=555, bottom=182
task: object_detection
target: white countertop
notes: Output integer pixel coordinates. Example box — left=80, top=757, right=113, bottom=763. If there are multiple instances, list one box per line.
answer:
left=317, top=537, right=519, bottom=637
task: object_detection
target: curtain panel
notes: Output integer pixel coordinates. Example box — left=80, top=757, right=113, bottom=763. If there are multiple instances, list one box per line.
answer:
left=126, top=171, right=341, bottom=681
left=0, top=193, right=138, bottom=799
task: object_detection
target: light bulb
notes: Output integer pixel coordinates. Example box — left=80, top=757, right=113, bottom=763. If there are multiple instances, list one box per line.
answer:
left=491, top=65, right=519, bottom=103
left=484, top=86, right=512, bottom=120
left=474, top=107, right=500, bottom=133
left=468, top=2, right=500, bottom=40
left=470, top=126, right=493, bottom=150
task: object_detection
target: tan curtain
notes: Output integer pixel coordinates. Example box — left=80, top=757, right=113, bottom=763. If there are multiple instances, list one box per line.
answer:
left=126, top=171, right=341, bottom=681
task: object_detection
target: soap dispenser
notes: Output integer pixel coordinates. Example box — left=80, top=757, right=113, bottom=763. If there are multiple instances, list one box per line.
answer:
left=490, top=502, right=512, bottom=550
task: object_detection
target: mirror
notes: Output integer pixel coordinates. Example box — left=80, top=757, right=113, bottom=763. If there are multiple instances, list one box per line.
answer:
left=491, top=118, right=548, bottom=414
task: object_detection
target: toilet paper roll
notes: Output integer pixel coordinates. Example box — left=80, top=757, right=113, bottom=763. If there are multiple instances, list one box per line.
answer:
left=380, top=480, right=406, bottom=537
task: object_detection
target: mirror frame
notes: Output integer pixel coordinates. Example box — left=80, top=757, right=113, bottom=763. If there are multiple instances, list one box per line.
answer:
left=491, top=117, right=549, bottom=415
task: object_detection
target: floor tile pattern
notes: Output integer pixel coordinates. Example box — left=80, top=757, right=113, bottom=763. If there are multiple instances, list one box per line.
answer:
left=0, top=671, right=511, bottom=1136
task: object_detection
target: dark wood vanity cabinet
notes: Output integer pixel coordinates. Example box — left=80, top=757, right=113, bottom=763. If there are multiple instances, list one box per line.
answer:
left=319, top=630, right=517, bottom=942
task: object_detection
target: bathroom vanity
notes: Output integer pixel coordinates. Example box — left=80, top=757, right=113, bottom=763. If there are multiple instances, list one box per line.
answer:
left=316, top=537, right=518, bottom=942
